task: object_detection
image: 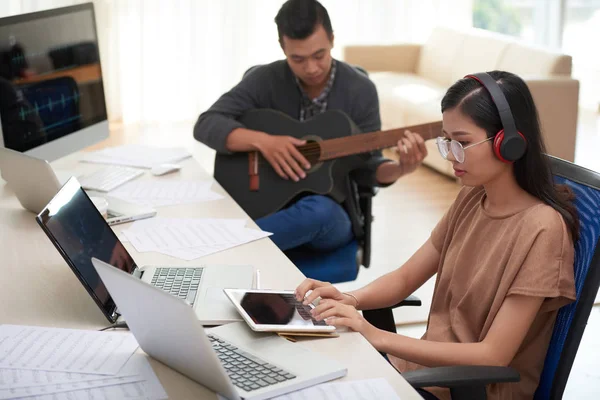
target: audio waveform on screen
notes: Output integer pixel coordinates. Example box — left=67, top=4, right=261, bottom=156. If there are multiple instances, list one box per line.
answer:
left=19, top=91, right=81, bottom=120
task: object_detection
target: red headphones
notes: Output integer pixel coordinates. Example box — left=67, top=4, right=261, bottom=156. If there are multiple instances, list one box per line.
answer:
left=464, top=73, right=527, bottom=163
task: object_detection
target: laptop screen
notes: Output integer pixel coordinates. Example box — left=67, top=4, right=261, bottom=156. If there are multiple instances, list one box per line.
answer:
left=36, top=177, right=136, bottom=322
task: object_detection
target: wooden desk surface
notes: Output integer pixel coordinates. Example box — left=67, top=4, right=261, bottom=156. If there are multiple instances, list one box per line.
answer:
left=0, top=142, right=421, bottom=399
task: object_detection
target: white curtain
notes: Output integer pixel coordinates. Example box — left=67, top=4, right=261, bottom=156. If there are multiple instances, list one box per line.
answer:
left=1, top=0, right=473, bottom=125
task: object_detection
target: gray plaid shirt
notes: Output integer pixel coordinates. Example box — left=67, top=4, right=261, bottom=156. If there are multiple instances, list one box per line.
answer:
left=295, top=60, right=337, bottom=121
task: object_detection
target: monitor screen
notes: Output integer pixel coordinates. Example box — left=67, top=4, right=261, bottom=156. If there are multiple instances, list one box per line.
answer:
left=36, top=178, right=136, bottom=322
left=0, top=3, right=107, bottom=157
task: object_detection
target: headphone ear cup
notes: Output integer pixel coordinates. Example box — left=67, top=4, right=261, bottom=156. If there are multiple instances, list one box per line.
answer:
left=493, top=130, right=510, bottom=163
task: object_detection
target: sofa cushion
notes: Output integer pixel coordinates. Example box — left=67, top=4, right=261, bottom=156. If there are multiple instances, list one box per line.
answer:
left=369, top=71, right=454, bottom=177
left=497, top=42, right=572, bottom=76
left=369, top=72, right=446, bottom=130
left=449, top=30, right=511, bottom=83
left=416, top=26, right=466, bottom=87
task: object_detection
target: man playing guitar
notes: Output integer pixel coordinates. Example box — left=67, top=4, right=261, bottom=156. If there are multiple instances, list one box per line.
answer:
left=193, top=0, right=427, bottom=272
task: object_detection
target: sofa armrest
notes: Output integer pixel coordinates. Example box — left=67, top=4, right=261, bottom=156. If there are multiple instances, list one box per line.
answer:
left=524, top=76, right=579, bottom=162
left=342, top=44, right=422, bottom=73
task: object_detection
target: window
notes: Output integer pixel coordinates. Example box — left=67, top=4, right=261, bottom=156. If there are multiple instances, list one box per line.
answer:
left=562, top=0, right=600, bottom=110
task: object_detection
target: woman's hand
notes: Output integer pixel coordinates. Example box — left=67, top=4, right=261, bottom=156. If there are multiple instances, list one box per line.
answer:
left=295, top=278, right=356, bottom=306
left=311, top=299, right=381, bottom=344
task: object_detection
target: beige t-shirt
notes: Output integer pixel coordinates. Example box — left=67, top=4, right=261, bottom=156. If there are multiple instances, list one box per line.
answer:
left=390, top=186, right=576, bottom=400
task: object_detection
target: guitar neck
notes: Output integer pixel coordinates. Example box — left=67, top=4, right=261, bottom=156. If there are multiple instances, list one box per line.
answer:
left=317, top=120, right=443, bottom=161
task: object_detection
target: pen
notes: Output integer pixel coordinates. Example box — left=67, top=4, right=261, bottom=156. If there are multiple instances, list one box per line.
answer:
left=255, top=269, right=261, bottom=290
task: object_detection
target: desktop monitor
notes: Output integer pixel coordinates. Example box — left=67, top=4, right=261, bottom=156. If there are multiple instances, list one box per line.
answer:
left=0, top=3, right=108, bottom=162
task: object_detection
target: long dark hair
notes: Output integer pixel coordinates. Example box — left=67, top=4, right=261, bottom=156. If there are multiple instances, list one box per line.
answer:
left=441, top=70, right=579, bottom=241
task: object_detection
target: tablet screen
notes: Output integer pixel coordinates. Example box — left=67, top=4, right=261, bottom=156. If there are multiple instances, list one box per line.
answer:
left=237, top=292, right=327, bottom=327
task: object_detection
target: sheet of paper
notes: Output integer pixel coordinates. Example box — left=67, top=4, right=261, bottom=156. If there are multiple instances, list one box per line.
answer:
left=121, top=218, right=271, bottom=253
left=109, top=180, right=223, bottom=207
left=257, top=378, right=401, bottom=400
left=6, top=355, right=167, bottom=400
left=158, top=243, right=245, bottom=261
left=0, top=368, right=136, bottom=390
left=0, top=375, right=142, bottom=399
left=0, top=325, right=139, bottom=375
left=81, top=144, right=191, bottom=169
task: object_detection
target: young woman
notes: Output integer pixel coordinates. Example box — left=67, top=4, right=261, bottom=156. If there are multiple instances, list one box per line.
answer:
left=295, top=71, right=579, bottom=400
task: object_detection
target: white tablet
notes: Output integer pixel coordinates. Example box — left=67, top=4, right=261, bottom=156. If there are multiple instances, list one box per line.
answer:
left=223, top=289, right=336, bottom=333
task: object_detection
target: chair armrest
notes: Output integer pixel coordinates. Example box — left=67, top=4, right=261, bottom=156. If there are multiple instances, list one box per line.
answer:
left=357, top=184, right=378, bottom=197
left=394, top=294, right=422, bottom=308
left=403, top=366, right=520, bottom=389
left=342, top=44, right=422, bottom=73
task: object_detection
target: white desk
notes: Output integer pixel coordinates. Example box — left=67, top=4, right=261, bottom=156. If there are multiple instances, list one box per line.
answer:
left=0, top=150, right=422, bottom=399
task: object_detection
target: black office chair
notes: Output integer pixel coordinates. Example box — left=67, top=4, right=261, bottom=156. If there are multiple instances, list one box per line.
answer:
left=362, top=155, right=600, bottom=400
left=238, top=64, right=378, bottom=282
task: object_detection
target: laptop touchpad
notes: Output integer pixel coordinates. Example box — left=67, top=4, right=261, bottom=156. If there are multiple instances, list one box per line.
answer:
left=204, top=287, right=238, bottom=317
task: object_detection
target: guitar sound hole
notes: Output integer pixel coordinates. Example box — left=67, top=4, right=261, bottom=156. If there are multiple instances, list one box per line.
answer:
left=301, top=140, right=321, bottom=170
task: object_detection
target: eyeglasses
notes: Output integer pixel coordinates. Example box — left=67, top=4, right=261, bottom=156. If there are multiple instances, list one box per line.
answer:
left=436, top=136, right=494, bottom=163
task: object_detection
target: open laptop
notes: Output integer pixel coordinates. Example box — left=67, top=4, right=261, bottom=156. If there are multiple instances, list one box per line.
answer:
left=91, top=257, right=347, bottom=400
left=0, top=146, right=155, bottom=225
left=36, top=176, right=254, bottom=325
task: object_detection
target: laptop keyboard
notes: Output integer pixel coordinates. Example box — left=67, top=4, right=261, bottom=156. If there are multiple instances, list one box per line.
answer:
left=150, top=267, right=203, bottom=306
left=208, top=334, right=296, bottom=393
left=79, top=165, right=144, bottom=192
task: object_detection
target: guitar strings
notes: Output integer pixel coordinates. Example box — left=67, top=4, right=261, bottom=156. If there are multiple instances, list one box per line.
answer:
left=249, top=126, right=442, bottom=165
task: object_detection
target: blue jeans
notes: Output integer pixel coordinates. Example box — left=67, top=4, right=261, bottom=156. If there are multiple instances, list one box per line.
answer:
left=255, top=195, right=354, bottom=253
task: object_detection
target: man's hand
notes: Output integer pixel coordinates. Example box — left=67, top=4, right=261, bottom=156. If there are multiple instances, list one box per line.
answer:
left=393, top=130, right=428, bottom=176
left=255, top=134, right=311, bottom=182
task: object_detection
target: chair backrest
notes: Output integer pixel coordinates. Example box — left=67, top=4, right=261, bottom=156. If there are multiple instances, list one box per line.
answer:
left=534, top=155, right=600, bottom=400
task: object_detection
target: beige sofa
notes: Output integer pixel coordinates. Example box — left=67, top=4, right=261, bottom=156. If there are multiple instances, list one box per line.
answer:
left=343, top=26, right=579, bottom=178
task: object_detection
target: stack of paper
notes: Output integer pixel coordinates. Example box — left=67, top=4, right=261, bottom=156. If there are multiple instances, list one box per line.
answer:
left=109, top=180, right=223, bottom=207
left=121, top=217, right=272, bottom=261
left=0, top=325, right=167, bottom=400
left=81, top=144, right=191, bottom=169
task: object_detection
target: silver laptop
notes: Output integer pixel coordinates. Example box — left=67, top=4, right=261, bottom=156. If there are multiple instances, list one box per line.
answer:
left=36, top=177, right=254, bottom=325
left=0, top=146, right=155, bottom=225
left=91, top=257, right=347, bottom=400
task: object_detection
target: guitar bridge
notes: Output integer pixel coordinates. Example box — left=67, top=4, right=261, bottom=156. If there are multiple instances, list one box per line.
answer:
left=248, top=152, right=259, bottom=191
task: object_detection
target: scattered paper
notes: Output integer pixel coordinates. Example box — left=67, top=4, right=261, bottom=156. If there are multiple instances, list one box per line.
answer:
left=0, top=375, right=143, bottom=400
left=0, top=368, right=135, bottom=390
left=81, top=144, right=191, bottom=169
left=0, top=351, right=167, bottom=400
left=120, top=217, right=271, bottom=261
left=0, top=325, right=138, bottom=375
left=109, top=180, right=223, bottom=207
left=265, top=378, right=400, bottom=400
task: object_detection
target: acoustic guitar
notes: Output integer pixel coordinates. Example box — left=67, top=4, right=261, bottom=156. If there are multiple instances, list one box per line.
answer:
left=214, top=109, right=442, bottom=219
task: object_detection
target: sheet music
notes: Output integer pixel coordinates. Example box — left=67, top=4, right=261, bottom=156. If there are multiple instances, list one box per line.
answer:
left=109, top=180, right=223, bottom=207
left=158, top=243, right=248, bottom=261
left=81, top=144, right=191, bottom=169
left=121, top=217, right=271, bottom=254
left=0, top=325, right=138, bottom=375
left=5, top=355, right=167, bottom=400
left=0, top=375, right=142, bottom=399
left=263, top=378, right=401, bottom=400
left=0, top=368, right=135, bottom=390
